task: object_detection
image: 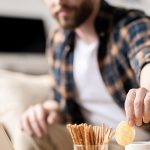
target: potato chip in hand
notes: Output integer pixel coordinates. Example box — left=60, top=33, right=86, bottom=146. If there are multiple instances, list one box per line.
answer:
left=115, top=121, right=135, bottom=146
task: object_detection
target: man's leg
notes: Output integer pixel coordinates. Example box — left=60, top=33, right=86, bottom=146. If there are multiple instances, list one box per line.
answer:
left=13, top=125, right=73, bottom=150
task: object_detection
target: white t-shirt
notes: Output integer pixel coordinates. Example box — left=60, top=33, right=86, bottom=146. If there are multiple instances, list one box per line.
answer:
left=73, top=36, right=150, bottom=141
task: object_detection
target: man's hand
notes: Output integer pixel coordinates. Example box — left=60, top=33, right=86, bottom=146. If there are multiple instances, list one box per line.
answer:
left=19, top=100, right=63, bottom=138
left=125, top=87, right=150, bottom=126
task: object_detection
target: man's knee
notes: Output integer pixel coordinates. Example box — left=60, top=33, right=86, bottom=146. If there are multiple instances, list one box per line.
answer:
left=47, top=125, right=73, bottom=150
left=12, top=124, right=60, bottom=150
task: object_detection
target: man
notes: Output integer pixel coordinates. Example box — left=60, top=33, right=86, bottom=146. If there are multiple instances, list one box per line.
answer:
left=19, top=0, right=150, bottom=150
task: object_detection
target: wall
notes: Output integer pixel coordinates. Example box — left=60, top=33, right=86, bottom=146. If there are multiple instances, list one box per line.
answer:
left=107, top=0, right=150, bottom=15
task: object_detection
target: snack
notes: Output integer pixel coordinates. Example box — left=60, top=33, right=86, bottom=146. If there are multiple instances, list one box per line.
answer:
left=115, top=121, right=135, bottom=146
left=67, top=123, right=115, bottom=147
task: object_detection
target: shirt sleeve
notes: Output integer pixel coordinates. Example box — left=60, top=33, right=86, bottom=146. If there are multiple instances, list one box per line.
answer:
left=45, top=30, right=61, bottom=103
left=122, top=17, right=150, bottom=82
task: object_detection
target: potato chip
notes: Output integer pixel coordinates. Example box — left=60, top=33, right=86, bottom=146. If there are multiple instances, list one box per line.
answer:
left=115, top=121, right=135, bottom=146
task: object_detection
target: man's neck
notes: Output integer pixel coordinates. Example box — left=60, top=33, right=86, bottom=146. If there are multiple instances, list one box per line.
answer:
left=75, top=23, right=97, bottom=44
left=75, top=1, right=100, bottom=44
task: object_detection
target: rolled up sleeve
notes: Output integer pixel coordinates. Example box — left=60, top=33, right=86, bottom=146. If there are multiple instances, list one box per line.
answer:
left=123, top=17, right=150, bottom=82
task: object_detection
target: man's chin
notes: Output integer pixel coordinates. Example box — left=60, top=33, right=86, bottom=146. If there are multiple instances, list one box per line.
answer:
left=60, top=25, right=74, bottom=30
left=59, top=22, right=81, bottom=30
left=56, top=19, right=81, bottom=29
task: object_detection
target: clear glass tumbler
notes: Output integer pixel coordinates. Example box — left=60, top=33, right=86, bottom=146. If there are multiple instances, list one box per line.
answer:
left=74, top=144, right=108, bottom=150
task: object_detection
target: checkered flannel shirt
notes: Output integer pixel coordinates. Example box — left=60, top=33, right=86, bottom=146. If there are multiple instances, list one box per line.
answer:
left=46, top=1, right=150, bottom=129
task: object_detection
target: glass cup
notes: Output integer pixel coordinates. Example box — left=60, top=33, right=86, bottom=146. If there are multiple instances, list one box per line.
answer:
left=74, top=144, right=108, bottom=150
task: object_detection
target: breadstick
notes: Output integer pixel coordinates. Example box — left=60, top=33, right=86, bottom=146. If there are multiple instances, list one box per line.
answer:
left=101, top=123, right=105, bottom=144
left=66, top=124, right=75, bottom=144
left=66, top=123, right=115, bottom=150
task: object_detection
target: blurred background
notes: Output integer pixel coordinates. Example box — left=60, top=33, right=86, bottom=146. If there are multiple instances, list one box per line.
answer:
left=0, top=0, right=149, bottom=75
left=0, top=0, right=149, bottom=146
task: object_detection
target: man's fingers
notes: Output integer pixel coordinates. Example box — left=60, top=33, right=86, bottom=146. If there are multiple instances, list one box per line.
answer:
left=47, top=110, right=60, bottom=125
left=143, top=93, right=150, bottom=123
left=134, top=88, right=146, bottom=126
left=47, top=111, right=56, bottom=125
left=125, top=89, right=136, bottom=126
left=34, top=104, right=48, bottom=134
left=28, top=107, right=43, bottom=138
left=20, top=113, right=33, bottom=136
left=125, top=88, right=150, bottom=127
left=20, top=105, right=49, bottom=138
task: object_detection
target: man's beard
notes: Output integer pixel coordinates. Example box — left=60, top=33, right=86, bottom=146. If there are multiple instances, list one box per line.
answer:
left=53, top=1, right=93, bottom=29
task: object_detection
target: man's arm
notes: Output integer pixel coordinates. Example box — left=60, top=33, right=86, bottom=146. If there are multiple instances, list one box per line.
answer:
left=125, top=63, right=150, bottom=126
left=140, top=63, right=150, bottom=123
left=140, top=63, right=150, bottom=90
left=123, top=15, right=150, bottom=126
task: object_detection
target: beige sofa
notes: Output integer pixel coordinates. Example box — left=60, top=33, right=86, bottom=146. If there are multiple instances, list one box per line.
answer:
left=0, top=69, right=49, bottom=148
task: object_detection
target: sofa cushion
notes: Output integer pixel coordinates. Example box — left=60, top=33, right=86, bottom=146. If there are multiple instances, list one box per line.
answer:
left=0, top=69, right=49, bottom=112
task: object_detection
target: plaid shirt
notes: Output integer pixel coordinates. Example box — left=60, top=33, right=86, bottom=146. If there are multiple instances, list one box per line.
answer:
left=46, top=1, right=150, bottom=128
